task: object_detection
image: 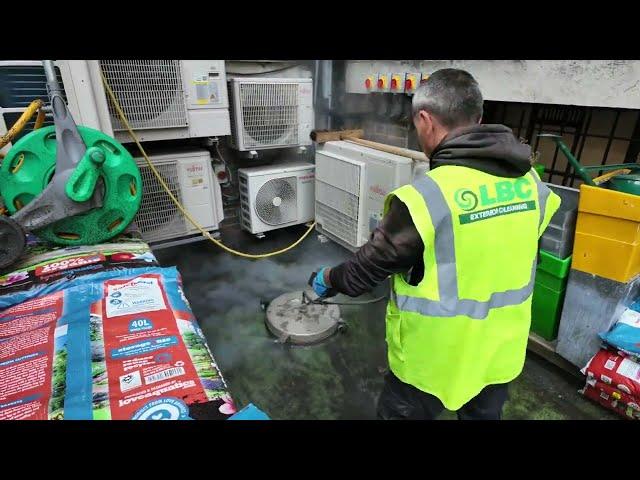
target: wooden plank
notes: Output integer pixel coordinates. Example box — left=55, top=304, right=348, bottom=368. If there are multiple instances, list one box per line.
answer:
left=310, top=129, right=364, bottom=143
left=342, top=137, right=429, bottom=163
left=527, top=332, right=583, bottom=378
left=310, top=129, right=429, bottom=163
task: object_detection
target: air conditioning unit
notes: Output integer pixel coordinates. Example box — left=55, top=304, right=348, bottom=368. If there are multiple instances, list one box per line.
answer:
left=57, top=60, right=231, bottom=144
left=238, top=162, right=315, bottom=235
left=0, top=61, right=66, bottom=154
left=228, top=77, right=313, bottom=151
left=133, top=149, right=224, bottom=245
left=315, top=141, right=416, bottom=252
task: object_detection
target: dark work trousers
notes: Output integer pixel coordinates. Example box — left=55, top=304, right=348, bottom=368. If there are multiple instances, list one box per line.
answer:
left=377, top=371, right=509, bottom=420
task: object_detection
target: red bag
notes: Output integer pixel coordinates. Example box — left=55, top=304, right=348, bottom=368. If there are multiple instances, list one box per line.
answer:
left=586, top=378, right=640, bottom=411
left=581, top=349, right=640, bottom=398
left=581, top=385, right=640, bottom=420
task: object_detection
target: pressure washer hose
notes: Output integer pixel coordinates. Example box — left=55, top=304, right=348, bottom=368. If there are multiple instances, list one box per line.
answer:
left=0, top=99, right=45, bottom=151
left=100, top=71, right=316, bottom=260
left=301, top=290, right=388, bottom=306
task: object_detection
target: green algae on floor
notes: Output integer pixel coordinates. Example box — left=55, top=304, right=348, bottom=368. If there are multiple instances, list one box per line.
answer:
left=155, top=225, right=621, bottom=421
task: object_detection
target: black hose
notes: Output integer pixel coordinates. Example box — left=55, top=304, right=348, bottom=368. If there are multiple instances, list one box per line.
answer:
left=301, top=290, right=387, bottom=306
left=316, top=297, right=388, bottom=306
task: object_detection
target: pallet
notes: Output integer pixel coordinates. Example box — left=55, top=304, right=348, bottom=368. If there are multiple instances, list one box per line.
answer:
left=527, top=332, right=582, bottom=378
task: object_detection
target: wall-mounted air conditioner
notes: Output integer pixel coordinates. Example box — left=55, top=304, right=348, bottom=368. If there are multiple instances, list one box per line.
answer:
left=228, top=77, right=313, bottom=151
left=238, top=162, right=315, bottom=235
left=57, top=60, right=231, bottom=144
left=133, top=149, right=224, bottom=245
left=315, top=141, right=415, bottom=252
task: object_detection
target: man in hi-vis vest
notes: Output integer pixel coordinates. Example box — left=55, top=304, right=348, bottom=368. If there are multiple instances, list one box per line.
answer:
left=309, top=68, right=561, bottom=420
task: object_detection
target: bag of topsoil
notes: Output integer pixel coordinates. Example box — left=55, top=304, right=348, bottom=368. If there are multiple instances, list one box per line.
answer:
left=0, top=267, right=237, bottom=420
left=581, top=384, right=640, bottom=420
left=585, top=377, right=640, bottom=411
left=0, top=237, right=159, bottom=301
left=600, top=307, right=640, bottom=361
left=581, top=348, right=640, bottom=399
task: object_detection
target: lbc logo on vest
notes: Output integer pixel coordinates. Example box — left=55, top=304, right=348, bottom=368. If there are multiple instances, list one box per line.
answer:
left=454, top=178, right=536, bottom=225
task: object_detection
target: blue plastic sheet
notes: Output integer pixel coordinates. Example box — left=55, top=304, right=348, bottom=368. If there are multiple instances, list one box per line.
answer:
left=228, top=403, right=270, bottom=420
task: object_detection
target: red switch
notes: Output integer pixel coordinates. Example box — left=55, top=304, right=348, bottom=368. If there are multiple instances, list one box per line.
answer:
left=365, top=78, right=372, bottom=89
left=391, top=78, right=398, bottom=89
left=377, top=78, right=384, bottom=89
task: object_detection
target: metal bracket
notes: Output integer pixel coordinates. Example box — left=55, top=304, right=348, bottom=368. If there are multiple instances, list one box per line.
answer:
left=12, top=60, right=102, bottom=231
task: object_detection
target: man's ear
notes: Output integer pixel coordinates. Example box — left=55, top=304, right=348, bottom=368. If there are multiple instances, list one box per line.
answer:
left=418, top=110, right=431, bottom=131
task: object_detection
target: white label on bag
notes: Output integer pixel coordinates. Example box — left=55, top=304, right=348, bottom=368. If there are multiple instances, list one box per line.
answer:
left=605, top=358, right=617, bottom=370
left=106, top=278, right=166, bottom=318
left=618, top=309, right=640, bottom=327
left=617, top=358, right=640, bottom=382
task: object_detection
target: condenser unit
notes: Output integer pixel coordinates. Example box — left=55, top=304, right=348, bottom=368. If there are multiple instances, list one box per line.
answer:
left=315, top=141, right=415, bottom=252
left=238, top=162, right=315, bottom=235
left=133, top=149, right=224, bottom=245
left=0, top=61, right=66, bottom=154
left=57, top=60, right=230, bottom=144
left=228, top=77, right=313, bottom=151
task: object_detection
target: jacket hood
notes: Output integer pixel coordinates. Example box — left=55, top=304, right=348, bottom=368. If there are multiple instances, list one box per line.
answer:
left=429, top=124, right=533, bottom=178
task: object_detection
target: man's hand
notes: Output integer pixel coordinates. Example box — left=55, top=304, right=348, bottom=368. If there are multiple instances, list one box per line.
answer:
left=308, top=267, right=338, bottom=298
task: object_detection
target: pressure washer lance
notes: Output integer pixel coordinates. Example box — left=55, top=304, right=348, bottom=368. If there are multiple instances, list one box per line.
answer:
left=302, top=272, right=388, bottom=306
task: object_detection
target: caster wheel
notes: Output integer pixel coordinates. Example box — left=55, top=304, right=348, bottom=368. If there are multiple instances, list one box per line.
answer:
left=260, top=298, right=271, bottom=311
left=337, top=322, right=349, bottom=334
left=0, top=216, right=26, bottom=270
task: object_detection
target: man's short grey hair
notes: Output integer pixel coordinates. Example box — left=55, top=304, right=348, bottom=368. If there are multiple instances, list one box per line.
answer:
left=412, top=68, right=483, bottom=129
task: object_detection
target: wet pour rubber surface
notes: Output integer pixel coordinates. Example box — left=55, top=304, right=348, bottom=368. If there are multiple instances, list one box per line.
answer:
left=155, top=224, right=619, bottom=420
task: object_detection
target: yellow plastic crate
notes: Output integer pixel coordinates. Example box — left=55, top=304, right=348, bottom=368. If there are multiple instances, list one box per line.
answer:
left=572, top=185, right=640, bottom=282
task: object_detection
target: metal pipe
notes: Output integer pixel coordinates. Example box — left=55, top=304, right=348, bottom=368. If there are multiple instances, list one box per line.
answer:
left=539, top=134, right=597, bottom=187
left=517, top=108, right=526, bottom=138
left=599, top=110, right=621, bottom=176
left=42, top=60, right=63, bottom=96
left=0, top=106, right=52, bottom=114
left=569, top=108, right=593, bottom=187
left=547, top=120, right=566, bottom=184
left=624, top=111, right=640, bottom=163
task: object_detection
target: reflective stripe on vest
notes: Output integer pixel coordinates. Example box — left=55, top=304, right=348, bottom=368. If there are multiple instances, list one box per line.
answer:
left=394, top=171, right=549, bottom=320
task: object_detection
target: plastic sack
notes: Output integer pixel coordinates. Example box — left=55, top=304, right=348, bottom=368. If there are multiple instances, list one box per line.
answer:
left=0, top=267, right=235, bottom=420
left=585, top=377, right=640, bottom=411
left=600, top=307, right=640, bottom=359
left=581, top=349, right=640, bottom=399
left=581, top=384, right=640, bottom=420
left=0, top=238, right=159, bottom=302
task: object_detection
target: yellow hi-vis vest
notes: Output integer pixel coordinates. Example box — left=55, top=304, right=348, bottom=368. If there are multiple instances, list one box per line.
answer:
left=384, top=165, right=561, bottom=411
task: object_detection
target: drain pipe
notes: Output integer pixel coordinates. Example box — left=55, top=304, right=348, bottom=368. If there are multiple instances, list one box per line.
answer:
left=321, top=60, right=333, bottom=130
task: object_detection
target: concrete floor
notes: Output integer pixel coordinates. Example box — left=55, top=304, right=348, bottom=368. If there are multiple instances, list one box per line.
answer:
left=155, top=224, right=618, bottom=420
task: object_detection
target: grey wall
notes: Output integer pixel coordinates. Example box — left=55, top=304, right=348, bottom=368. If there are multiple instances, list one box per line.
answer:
left=345, top=61, right=640, bottom=109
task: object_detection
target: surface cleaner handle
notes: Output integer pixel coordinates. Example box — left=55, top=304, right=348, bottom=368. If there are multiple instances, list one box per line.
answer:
left=43, top=60, right=87, bottom=172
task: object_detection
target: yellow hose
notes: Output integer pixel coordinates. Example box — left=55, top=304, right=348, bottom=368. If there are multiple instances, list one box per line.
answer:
left=0, top=99, right=45, bottom=149
left=0, top=100, right=46, bottom=216
left=100, top=71, right=316, bottom=260
left=34, top=108, right=46, bottom=130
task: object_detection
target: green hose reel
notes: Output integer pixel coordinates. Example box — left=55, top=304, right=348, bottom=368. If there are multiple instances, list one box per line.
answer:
left=0, top=125, right=142, bottom=246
